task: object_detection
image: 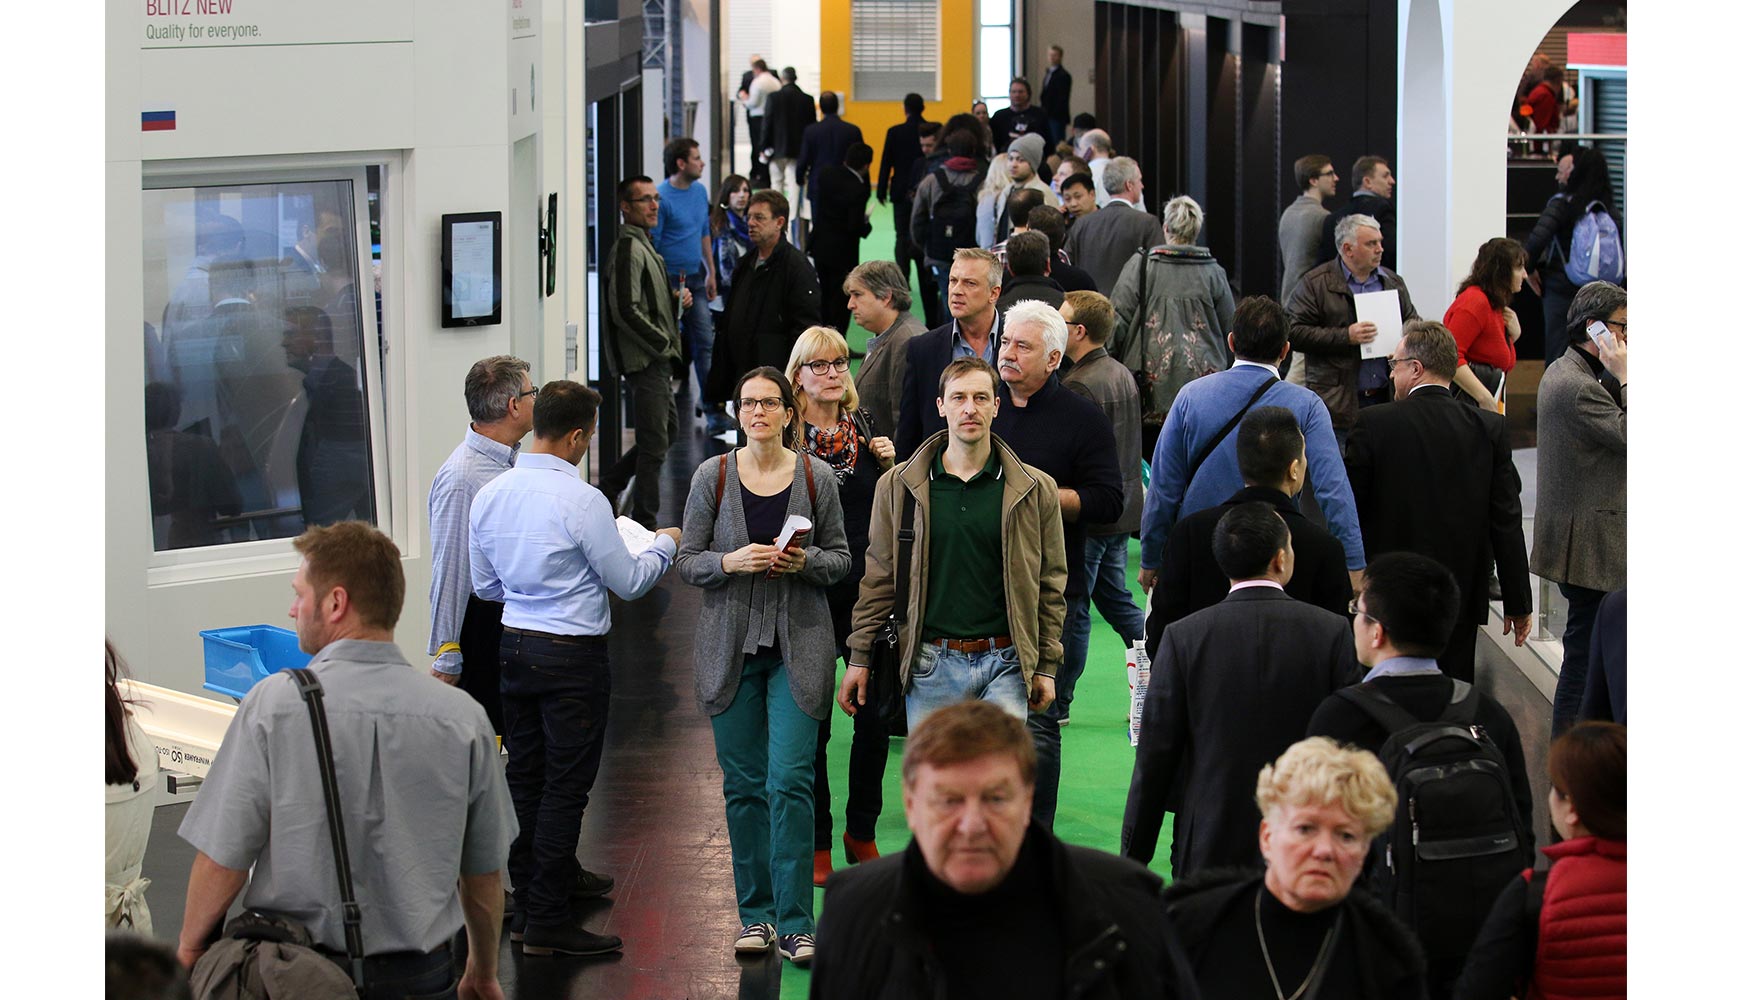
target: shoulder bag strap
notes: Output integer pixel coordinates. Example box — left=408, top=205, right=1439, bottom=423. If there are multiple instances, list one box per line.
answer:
left=1184, top=375, right=1277, bottom=487
left=1334, top=683, right=1423, bottom=735
left=891, top=488, right=918, bottom=626
left=804, top=452, right=817, bottom=506
left=287, top=669, right=366, bottom=994
left=714, top=453, right=729, bottom=509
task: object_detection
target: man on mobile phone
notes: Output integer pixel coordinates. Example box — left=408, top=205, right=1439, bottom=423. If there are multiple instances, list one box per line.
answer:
left=1532, top=280, right=1627, bottom=737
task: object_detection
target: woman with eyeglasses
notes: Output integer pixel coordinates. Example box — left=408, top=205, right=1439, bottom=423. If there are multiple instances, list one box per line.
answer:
left=677, top=366, right=851, bottom=967
left=782, top=327, right=897, bottom=889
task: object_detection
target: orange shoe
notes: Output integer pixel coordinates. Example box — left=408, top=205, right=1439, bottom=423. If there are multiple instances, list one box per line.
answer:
left=813, top=849, right=833, bottom=887
left=842, top=832, right=880, bottom=865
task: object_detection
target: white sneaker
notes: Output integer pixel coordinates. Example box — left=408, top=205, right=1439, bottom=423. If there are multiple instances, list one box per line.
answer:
left=779, top=932, right=815, bottom=966
left=734, top=922, right=776, bottom=954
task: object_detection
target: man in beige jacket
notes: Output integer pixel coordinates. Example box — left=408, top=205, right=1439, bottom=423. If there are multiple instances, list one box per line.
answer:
left=841, top=357, right=1068, bottom=728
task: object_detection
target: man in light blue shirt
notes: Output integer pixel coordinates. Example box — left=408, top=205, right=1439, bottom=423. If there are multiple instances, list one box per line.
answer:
left=426, top=355, right=534, bottom=734
left=1138, top=296, right=1365, bottom=596
left=651, top=136, right=724, bottom=429
left=469, top=380, right=680, bottom=958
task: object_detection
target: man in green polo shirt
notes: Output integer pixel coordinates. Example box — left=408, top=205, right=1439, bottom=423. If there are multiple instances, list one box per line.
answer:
left=842, top=357, right=1069, bottom=728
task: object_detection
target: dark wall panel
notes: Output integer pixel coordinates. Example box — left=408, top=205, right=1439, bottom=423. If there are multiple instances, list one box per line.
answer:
left=1239, top=21, right=1279, bottom=298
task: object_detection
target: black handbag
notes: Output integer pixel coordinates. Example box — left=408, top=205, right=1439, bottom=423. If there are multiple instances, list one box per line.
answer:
left=863, top=488, right=917, bottom=723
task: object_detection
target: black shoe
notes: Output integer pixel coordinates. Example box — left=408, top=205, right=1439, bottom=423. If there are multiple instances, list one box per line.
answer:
left=520, top=923, right=623, bottom=957
left=572, top=867, right=615, bottom=900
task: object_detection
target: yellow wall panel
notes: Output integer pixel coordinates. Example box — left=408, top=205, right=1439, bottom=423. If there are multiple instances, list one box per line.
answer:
left=820, top=0, right=976, bottom=179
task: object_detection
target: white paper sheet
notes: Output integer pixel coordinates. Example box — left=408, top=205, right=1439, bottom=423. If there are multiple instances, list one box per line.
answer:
left=1353, top=289, right=1404, bottom=360
left=774, top=514, right=812, bottom=552
left=615, top=516, right=658, bottom=553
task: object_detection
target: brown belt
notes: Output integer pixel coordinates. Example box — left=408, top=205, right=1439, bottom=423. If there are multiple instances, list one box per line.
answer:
left=930, top=636, right=1013, bottom=655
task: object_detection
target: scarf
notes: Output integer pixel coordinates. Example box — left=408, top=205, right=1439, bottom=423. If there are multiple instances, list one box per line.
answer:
left=805, top=414, right=860, bottom=484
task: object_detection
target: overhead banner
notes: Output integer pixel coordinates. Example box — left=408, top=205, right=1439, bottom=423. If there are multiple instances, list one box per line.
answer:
left=141, top=0, right=413, bottom=49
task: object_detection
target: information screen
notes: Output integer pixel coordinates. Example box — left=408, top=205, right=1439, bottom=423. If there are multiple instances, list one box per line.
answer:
left=441, top=212, right=502, bottom=327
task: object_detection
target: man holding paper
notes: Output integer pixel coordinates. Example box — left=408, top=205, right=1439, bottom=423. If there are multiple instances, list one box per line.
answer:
left=1286, top=213, right=1418, bottom=444
left=1342, top=321, right=1532, bottom=682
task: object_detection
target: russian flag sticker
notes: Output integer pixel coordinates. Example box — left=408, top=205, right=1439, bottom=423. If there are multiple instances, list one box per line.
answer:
left=142, top=110, right=176, bottom=132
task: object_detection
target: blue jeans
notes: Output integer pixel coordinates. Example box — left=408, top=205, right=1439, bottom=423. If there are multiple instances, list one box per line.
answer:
left=1551, top=582, right=1605, bottom=737
left=675, top=268, right=714, bottom=403
left=499, top=630, right=612, bottom=928
left=905, top=642, right=1027, bottom=730
left=1084, top=531, right=1145, bottom=648
left=710, top=651, right=817, bottom=935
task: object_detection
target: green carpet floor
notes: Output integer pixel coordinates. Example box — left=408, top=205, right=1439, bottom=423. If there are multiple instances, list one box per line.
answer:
left=776, top=210, right=1171, bottom=996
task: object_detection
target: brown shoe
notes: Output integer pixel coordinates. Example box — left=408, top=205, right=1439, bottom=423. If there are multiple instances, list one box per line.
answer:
left=842, top=832, right=880, bottom=866
left=812, top=849, right=833, bottom=887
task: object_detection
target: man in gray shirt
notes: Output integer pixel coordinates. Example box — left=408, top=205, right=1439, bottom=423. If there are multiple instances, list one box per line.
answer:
left=1279, top=155, right=1338, bottom=385
left=178, top=522, right=516, bottom=998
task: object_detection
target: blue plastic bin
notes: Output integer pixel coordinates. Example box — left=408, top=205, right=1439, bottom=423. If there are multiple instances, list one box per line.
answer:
left=200, top=625, right=312, bottom=700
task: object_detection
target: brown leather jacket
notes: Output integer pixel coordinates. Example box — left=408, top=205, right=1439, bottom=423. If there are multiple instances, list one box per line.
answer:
left=1285, top=259, right=1418, bottom=428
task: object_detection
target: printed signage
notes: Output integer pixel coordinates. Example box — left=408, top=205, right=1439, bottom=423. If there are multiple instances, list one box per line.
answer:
left=142, top=0, right=413, bottom=49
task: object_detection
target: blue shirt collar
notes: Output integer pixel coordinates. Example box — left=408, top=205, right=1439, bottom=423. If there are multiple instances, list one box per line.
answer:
left=515, top=451, right=581, bottom=475
left=1362, top=655, right=1444, bottom=683
left=464, top=426, right=520, bottom=466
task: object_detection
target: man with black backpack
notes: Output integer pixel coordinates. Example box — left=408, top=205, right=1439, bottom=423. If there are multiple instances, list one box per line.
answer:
left=1306, top=551, right=1535, bottom=1000
left=909, top=127, right=986, bottom=323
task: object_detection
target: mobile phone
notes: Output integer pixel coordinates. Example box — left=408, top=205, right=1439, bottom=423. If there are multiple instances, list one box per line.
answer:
left=1586, top=320, right=1611, bottom=348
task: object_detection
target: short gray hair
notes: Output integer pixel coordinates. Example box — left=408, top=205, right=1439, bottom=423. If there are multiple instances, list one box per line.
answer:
left=1565, top=280, right=1627, bottom=345
left=1077, top=128, right=1113, bottom=158
left=952, top=246, right=1004, bottom=291
left=1399, top=320, right=1459, bottom=379
left=845, top=259, right=913, bottom=311
left=1162, top=194, right=1204, bottom=245
left=465, top=355, right=531, bottom=423
left=1103, top=156, right=1140, bottom=196
left=1003, top=299, right=1068, bottom=359
left=1334, top=213, right=1381, bottom=255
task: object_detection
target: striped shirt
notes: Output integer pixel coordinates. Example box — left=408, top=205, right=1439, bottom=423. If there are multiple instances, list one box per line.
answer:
left=426, top=428, right=519, bottom=673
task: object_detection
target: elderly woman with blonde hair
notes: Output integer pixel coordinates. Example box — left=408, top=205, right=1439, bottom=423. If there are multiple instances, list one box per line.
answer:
left=1109, top=193, right=1237, bottom=449
left=1163, top=737, right=1428, bottom=1000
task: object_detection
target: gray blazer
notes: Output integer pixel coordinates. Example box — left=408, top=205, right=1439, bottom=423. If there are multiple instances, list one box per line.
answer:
left=1278, top=194, right=1331, bottom=304
left=677, top=450, right=852, bottom=720
left=1062, top=346, right=1145, bottom=535
left=1531, top=346, right=1626, bottom=591
left=854, top=310, right=926, bottom=439
left=1065, top=200, right=1165, bottom=295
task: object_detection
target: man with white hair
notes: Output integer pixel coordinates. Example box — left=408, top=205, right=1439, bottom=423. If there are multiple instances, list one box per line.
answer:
left=991, top=299, right=1123, bottom=831
left=1063, top=155, right=1163, bottom=295
left=1075, top=129, right=1147, bottom=213
left=1286, top=213, right=1419, bottom=442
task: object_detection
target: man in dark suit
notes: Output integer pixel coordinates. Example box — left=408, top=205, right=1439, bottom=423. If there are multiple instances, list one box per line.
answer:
left=1344, top=320, right=1533, bottom=682
left=1039, top=45, right=1072, bottom=144
left=1318, top=155, right=1398, bottom=272
left=876, top=94, right=933, bottom=286
left=1121, top=502, right=1359, bottom=877
left=1146, top=405, right=1352, bottom=657
left=763, top=68, right=816, bottom=214
left=796, top=91, right=864, bottom=228
left=811, top=142, right=874, bottom=336
left=894, top=247, right=1004, bottom=459
left=283, top=304, right=372, bottom=526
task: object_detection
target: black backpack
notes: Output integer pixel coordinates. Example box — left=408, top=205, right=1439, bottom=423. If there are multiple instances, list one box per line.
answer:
left=1336, top=680, right=1527, bottom=962
left=926, top=166, right=980, bottom=261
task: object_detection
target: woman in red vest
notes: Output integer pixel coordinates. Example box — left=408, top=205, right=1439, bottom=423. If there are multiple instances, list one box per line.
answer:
left=1452, top=722, right=1626, bottom=1000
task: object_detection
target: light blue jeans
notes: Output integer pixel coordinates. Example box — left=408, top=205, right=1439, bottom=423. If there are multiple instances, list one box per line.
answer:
left=905, top=642, right=1028, bottom=730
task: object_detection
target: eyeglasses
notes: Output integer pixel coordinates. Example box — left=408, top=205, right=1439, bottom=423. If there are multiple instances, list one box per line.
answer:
left=738, top=397, right=785, bottom=413
left=1385, top=357, right=1417, bottom=370
left=1318, top=169, right=1339, bottom=178
left=628, top=194, right=661, bottom=204
left=1347, top=597, right=1378, bottom=625
left=802, top=357, right=851, bottom=376
left=517, top=387, right=539, bottom=399
left=1602, top=318, right=1628, bottom=335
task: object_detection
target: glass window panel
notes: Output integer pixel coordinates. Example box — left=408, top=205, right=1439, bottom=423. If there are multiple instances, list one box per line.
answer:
left=980, top=0, right=1010, bottom=27
left=142, top=179, right=376, bottom=551
left=980, top=27, right=1013, bottom=102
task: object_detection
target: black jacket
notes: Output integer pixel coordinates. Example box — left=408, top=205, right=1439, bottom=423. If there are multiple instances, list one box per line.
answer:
left=1146, top=485, right=1353, bottom=658
left=764, top=83, right=816, bottom=160
left=1319, top=190, right=1398, bottom=271
left=1052, top=258, right=1098, bottom=293
left=811, top=164, right=872, bottom=268
left=990, top=103, right=1051, bottom=146
left=877, top=116, right=930, bottom=204
left=1344, top=386, right=1532, bottom=626
left=797, top=114, right=865, bottom=205
left=995, top=273, right=1065, bottom=311
left=704, top=239, right=821, bottom=401
left=1041, top=65, right=1072, bottom=124
left=1123, top=588, right=1359, bottom=877
left=811, top=825, right=1202, bottom=1000
left=1164, top=869, right=1429, bottom=1000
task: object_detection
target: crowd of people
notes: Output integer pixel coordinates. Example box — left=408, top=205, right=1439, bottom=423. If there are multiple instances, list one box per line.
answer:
left=106, top=46, right=1630, bottom=1000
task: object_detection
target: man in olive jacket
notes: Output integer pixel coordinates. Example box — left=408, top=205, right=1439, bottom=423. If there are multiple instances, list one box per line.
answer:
left=600, top=175, right=683, bottom=527
left=841, top=358, right=1068, bottom=728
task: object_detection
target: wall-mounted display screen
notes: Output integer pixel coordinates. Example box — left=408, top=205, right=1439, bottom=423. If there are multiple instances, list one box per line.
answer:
left=441, top=212, right=502, bottom=327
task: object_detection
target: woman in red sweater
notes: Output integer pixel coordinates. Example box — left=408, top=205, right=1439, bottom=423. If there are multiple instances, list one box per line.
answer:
left=1443, top=237, right=1528, bottom=409
left=1453, top=722, right=1626, bottom=1000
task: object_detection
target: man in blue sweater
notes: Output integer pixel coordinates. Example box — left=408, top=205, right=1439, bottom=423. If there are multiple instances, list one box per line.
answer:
left=1137, top=296, right=1364, bottom=596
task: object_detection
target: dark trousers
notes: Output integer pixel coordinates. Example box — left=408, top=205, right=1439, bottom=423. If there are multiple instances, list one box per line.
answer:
left=1552, top=582, right=1605, bottom=737
left=598, top=361, right=678, bottom=527
left=1542, top=271, right=1579, bottom=367
left=1028, top=592, right=1088, bottom=831
left=927, top=260, right=953, bottom=329
left=747, top=116, right=770, bottom=187
left=817, top=248, right=858, bottom=336
left=892, top=200, right=942, bottom=328
left=814, top=573, right=889, bottom=847
left=1439, top=615, right=1481, bottom=684
left=457, top=596, right=505, bottom=735
left=321, top=941, right=454, bottom=1000
left=500, top=628, right=612, bottom=928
